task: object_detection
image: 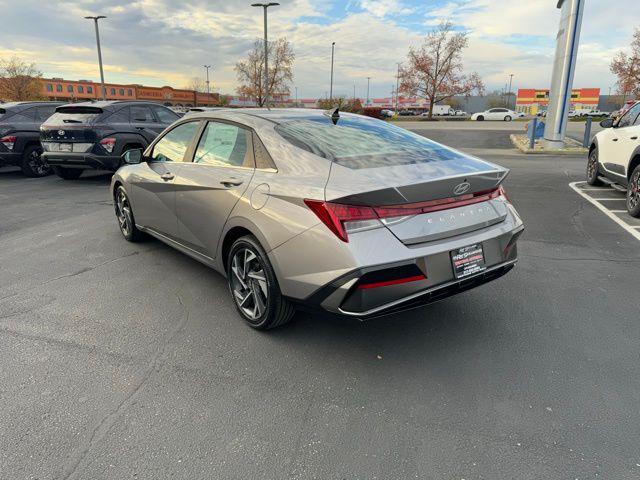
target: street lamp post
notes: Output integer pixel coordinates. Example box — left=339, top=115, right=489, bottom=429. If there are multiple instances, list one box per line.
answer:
left=395, top=63, right=400, bottom=113
left=84, top=15, right=107, bottom=100
left=251, top=3, right=279, bottom=107
left=366, top=76, right=371, bottom=106
left=295, top=86, right=298, bottom=107
left=507, top=73, right=514, bottom=109
left=329, top=42, right=335, bottom=103
left=203, top=65, right=211, bottom=104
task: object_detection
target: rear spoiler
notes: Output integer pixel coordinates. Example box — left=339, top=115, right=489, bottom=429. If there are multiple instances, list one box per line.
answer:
left=55, top=106, right=103, bottom=114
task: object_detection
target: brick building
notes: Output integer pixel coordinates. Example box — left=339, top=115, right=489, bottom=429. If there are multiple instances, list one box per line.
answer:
left=41, top=77, right=219, bottom=107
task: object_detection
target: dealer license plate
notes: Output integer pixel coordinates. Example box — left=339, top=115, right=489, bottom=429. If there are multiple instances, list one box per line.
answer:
left=451, top=244, right=486, bottom=279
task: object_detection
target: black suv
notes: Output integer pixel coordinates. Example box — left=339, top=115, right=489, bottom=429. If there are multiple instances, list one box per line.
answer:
left=41, top=101, right=179, bottom=179
left=0, top=101, right=62, bottom=177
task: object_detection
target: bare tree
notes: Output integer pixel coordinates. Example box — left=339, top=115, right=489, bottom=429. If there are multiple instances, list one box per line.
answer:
left=399, top=22, right=484, bottom=119
left=235, top=37, right=294, bottom=107
left=0, top=57, right=44, bottom=101
left=611, top=28, right=640, bottom=98
left=184, top=77, right=207, bottom=93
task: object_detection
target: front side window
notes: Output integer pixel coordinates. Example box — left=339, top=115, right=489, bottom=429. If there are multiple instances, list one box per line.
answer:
left=275, top=115, right=481, bottom=170
left=151, top=121, right=200, bottom=163
left=618, top=102, right=640, bottom=128
left=193, top=121, right=251, bottom=167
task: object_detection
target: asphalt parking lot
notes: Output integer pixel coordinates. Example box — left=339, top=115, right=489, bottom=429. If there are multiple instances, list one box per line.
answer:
left=1, top=123, right=640, bottom=479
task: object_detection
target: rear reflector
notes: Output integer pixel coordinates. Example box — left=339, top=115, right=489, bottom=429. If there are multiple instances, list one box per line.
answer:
left=305, top=186, right=509, bottom=242
left=0, top=135, right=17, bottom=150
left=357, top=274, right=426, bottom=290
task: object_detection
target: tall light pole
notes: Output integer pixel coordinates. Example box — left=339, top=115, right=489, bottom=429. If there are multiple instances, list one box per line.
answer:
left=203, top=65, right=211, bottom=104
left=353, top=83, right=356, bottom=103
left=329, top=42, right=335, bottom=103
left=366, top=76, right=371, bottom=106
left=252, top=3, right=279, bottom=107
left=395, top=63, right=400, bottom=113
left=295, top=86, right=298, bottom=107
left=507, top=73, right=514, bottom=109
left=84, top=15, right=107, bottom=100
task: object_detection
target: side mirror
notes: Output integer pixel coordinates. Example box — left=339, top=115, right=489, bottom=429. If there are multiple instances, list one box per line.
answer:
left=599, top=118, right=614, bottom=128
left=122, top=148, right=143, bottom=165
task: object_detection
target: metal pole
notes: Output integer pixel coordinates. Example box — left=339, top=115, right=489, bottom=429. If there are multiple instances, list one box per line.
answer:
left=507, top=73, right=514, bottom=109
left=263, top=7, right=269, bottom=106
left=583, top=116, right=592, bottom=147
left=353, top=83, right=356, bottom=103
left=395, top=63, right=400, bottom=113
left=295, top=86, right=298, bottom=107
left=366, top=77, right=371, bottom=106
left=529, top=117, right=538, bottom=149
left=203, top=65, right=211, bottom=104
left=330, top=42, right=335, bottom=102
left=85, top=16, right=107, bottom=100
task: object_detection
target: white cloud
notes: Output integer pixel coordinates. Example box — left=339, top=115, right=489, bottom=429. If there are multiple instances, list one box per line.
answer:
left=358, top=0, right=413, bottom=18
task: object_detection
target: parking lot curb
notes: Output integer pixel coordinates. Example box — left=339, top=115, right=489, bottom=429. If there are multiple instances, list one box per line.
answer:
left=510, top=134, right=588, bottom=155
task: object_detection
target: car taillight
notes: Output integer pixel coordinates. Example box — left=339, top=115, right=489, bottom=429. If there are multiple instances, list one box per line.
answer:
left=306, top=186, right=510, bottom=242
left=99, top=137, right=116, bottom=153
left=0, top=135, right=17, bottom=150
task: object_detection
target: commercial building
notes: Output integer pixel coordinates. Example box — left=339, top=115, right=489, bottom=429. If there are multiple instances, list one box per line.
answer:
left=516, top=88, right=600, bottom=115
left=40, top=78, right=219, bottom=106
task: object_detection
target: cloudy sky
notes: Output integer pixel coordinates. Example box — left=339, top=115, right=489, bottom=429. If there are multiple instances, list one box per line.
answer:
left=0, top=0, right=638, bottom=99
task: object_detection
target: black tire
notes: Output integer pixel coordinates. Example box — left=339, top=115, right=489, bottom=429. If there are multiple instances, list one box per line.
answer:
left=53, top=166, right=83, bottom=180
left=626, top=165, right=640, bottom=218
left=504, top=115, right=512, bottom=122
left=114, top=185, right=144, bottom=242
left=586, top=147, right=603, bottom=186
left=477, top=115, right=484, bottom=121
left=21, top=144, right=51, bottom=177
left=227, top=235, right=295, bottom=330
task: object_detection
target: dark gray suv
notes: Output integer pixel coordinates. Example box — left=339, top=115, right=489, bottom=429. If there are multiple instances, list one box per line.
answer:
left=40, top=101, right=179, bottom=179
left=0, top=101, right=62, bottom=177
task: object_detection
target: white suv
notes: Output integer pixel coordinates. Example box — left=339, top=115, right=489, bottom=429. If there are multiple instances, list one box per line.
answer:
left=587, top=101, right=640, bottom=216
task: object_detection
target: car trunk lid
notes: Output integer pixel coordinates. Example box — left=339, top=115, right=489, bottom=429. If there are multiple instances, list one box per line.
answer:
left=40, top=105, right=104, bottom=143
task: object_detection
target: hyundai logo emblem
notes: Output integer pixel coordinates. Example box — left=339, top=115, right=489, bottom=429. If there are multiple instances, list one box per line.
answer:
left=58, top=130, right=65, bottom=136
left=453, top=182, right=471, bottom=195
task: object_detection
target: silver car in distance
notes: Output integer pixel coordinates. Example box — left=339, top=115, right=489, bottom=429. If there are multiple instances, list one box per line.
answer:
left=110, top=108, right=524, bottom=329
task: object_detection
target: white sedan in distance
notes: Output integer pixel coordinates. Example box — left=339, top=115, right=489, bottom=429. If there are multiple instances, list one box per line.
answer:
left=471, top=108, right=522, bottom=122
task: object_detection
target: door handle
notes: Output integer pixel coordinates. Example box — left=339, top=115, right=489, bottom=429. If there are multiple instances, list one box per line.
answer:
left=160, top=173, right=175, bottom=181
left=135, top=127, right=145, bottom=130
left=631, top=136, right=638, bottom=140
left=220, top=178, right=243, bottom=187
left=612, top=138, right=619, bottom=141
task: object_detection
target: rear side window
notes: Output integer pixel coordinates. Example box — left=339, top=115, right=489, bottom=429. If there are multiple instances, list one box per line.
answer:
left=36, top=106, right=57, bottom=122
left=151, top=106, right=178, bottom=124
left=151, top=121, right=200, bottom=163
left=193, top=122, right=251, bottom=167
left=104, top=109, right=129, bottom=123
left=130, top=106, right=154, bottom=123
left=274, top=116, right=464, bottom=169
left=43, top=106, right=104, bottom=125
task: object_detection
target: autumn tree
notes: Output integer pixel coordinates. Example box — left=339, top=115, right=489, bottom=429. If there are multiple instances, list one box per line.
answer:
left=399, top=22, right=484, bottom=119
left=610, top=28, right=640, bottom=97
left=0, top=57, right=44, bottom=101
left=185, top=77, right=207, bottom=93
left=235, top=37, right=294, bottom=107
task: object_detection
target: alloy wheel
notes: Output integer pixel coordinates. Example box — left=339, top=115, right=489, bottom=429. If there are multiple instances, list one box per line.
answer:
left=115, top=190, right=133, bottom=237
left=27, top=148, right=50, bottom=176
left=628, top=170, right=640, bottom=210
left=230, top=248, right=269, bottom=321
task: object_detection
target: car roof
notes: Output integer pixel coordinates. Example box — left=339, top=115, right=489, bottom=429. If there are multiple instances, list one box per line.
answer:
left=57, top=100, right=169, bottom=110
left=0, top=101, right=63, bottom=111
left=185, top=108, right=363, bottom=125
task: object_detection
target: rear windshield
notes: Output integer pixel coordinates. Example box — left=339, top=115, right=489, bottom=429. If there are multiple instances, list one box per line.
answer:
left=43, top=107, right=104, bottom=126
left=274, top=116, right=464, bottom=169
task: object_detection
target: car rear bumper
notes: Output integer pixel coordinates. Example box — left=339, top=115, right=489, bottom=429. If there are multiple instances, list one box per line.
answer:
left=269, top=206, right=524, bottom=319
left=0, top=151, right=22, bottom=167
left=43, top=152, right=121, bottom=171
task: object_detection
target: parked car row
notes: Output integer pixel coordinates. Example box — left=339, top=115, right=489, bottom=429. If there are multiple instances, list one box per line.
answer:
left=587, top=100, right=640, bottom=217
left=0, top=100, right=180, bottom=179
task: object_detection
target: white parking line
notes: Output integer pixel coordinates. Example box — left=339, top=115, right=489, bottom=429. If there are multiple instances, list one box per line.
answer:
left=594, top=198, right=627, bottom=201
left=569, top=181, right=640, bottom=243
left=610, top=210, right=627, bottom=213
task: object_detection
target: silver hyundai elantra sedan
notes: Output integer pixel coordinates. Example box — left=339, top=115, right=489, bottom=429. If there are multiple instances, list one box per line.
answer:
left=110, top=108, right=524, bottom=329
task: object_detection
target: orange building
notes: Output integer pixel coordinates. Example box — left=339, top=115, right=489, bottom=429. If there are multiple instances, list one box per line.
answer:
left=41, top=77, right=219, bottom=107
left=516, top=88, right=600, bottom=115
